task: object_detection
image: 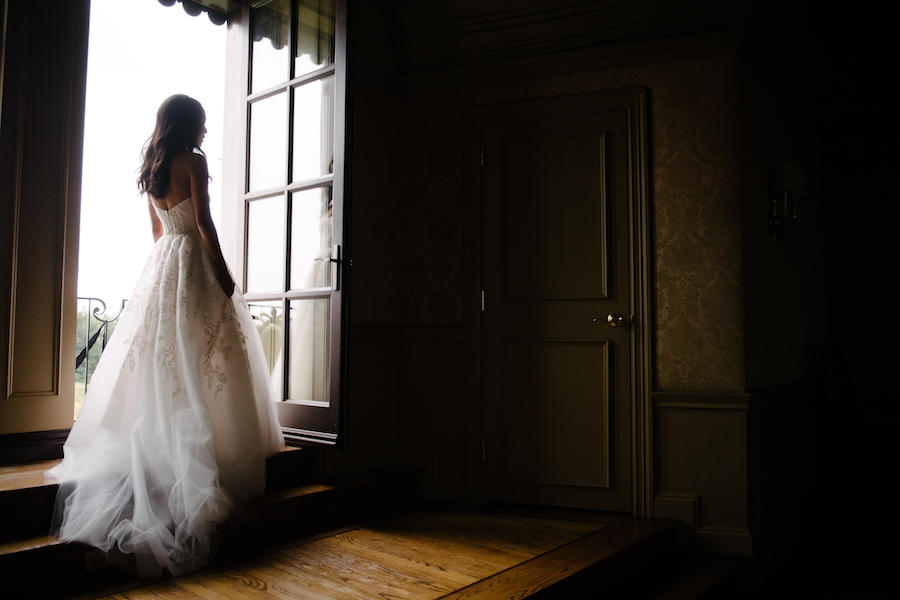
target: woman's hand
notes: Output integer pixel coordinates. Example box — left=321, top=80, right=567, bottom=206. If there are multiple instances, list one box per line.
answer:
left=216, top=267, right=235, bottom=298
left=217, top=273, right=234, bottom=298
left=220, top=277, right=235, bottom=298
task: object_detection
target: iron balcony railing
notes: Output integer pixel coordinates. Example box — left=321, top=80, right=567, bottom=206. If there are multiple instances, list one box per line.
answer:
left=75, top=297, right=126, bottom=391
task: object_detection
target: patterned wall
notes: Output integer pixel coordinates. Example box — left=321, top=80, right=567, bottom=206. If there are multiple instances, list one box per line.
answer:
left=351, top=54, right=746, bottom=391
left=637, top=58, right=746, bottom=391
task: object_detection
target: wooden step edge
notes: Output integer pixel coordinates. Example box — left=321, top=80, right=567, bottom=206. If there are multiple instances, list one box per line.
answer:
left=260, top=465, right=421, bottom=501
left=0, top=533, right=64, bottom=557
left=648, top=554, right=749, bottom=600
left=0, top=448, right=308, bottom=498
left=436, top=518, right=682, bottom=600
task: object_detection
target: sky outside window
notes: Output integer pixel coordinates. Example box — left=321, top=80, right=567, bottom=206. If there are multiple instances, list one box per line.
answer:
left=78, top=0, right=226, bottom=305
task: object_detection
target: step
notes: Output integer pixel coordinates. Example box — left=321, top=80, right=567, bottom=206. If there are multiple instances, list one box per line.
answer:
left=519, top=518, right=747, bottom=599
left=646, top=553, right=749, bottom=599
left=0, top=466, right=421, bottom=597
left=493, top=512, right=687, bottom=599
left=0, top=447, right=319, bottom=543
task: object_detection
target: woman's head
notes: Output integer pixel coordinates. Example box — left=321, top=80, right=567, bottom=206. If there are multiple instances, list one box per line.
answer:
left=138, top=94, right=207, bottom=198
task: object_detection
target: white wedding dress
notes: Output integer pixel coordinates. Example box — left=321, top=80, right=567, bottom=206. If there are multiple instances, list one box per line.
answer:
left=45, top=197, right=285, bottom=577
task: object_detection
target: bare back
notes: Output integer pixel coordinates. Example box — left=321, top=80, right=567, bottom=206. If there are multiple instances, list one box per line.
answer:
left=151, top=151, right=196, bottom=210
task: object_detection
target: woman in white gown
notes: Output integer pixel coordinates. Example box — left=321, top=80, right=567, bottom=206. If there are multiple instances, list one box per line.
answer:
left=45, top=94, right=285, bottom=577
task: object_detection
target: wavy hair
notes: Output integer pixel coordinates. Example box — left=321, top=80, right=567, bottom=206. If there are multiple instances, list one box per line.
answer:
left=137, top=94, right=206, bottom=199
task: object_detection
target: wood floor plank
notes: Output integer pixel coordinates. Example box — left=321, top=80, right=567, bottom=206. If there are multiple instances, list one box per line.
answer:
left=142, top=581, right=208, bottom=599
left=267, top=538, right=458, bottom=600
left=292, top=521, right=520, bottom=578
left=272, top=536, right=473, bottom=595
left=118, top=587, right=177, bottom=600
left=358, top=511, right=600, bottom=565
left=225, top=559, right=363, bottom=600
left=173, top=575, right=281, bottom=600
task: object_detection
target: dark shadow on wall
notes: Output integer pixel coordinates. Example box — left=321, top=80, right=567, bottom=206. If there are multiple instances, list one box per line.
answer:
left=740, top=1, right=896, bottom=596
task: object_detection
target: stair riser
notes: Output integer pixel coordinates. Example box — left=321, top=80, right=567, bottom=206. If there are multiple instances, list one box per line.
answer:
left=0, top=485, right=57, bottom=542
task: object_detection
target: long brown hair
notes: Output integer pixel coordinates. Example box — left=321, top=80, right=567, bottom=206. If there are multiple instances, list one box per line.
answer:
left=137, top=94, right=206, bottom=198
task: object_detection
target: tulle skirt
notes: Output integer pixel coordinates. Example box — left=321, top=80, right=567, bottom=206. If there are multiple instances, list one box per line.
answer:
left=45, top=229, right=284, bottom=577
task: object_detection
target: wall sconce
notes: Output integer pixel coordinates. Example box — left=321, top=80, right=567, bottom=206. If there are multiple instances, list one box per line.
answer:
left=769, top=162, right=806, bottom=242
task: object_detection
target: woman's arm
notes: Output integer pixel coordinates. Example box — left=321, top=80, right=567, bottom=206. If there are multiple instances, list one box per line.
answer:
left=147, top=197, right=164, bottom=242
left=187, top=154, right=235, bottom=297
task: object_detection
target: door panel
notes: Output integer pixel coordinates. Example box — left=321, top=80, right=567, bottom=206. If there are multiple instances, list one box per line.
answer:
left=503, top=341, right=610, bottom=488
left=504, top=133, right=609, bottom=300
left=481, top=101, right=633, bottom=512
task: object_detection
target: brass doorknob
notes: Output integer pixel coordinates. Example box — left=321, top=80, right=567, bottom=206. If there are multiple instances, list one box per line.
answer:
left=592, top=313, right=629, bottom=327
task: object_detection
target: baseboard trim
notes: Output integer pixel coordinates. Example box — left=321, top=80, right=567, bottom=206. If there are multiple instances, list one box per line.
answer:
left=0, top=429, right=69, bottom=465
left=654, top=492, right=701, bottom=528
left=696, top=526, right=753, bottom=555
left=653, top=390, right=750, bottom=410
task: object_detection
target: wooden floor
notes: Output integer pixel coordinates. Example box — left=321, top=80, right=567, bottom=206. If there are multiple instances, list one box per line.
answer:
left=67, top=505, right=666, bottom=600
left=1, top=457, right=690, bottom=599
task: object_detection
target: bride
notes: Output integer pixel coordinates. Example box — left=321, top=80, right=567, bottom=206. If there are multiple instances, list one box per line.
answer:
left=45, top=94, right=285, bottom=577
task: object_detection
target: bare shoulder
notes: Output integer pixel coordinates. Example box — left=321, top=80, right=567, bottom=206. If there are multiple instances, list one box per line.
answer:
left=173, top=150, right=207, bottom=175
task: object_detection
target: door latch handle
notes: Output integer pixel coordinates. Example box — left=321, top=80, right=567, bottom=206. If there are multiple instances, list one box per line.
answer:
left=593, top=313, right=631, bottom=327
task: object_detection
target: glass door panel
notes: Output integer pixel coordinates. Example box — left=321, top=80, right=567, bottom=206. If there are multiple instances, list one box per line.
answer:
left=249, top=92, right=288, bottom=192
left=246, top=195, right=286, bottom=293
left=248, top=300, right=285, bottom=400
left=288, top=299, right=330, bottom=403
left=290, top=187, right=332, bottom=290
left=294, top=0, right=335, bottom=77
left=291, top=76, right=334, bottom=181
left=251, top=0, right=290, bottom=92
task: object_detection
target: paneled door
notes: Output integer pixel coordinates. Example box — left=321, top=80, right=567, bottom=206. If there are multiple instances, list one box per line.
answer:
left=474, top=89, right=649, bottom=512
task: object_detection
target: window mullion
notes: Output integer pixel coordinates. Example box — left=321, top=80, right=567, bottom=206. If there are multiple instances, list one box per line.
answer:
left=282, top=297, right=290, bottom=402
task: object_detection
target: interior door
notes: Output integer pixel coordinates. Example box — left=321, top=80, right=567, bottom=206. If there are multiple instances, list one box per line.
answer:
left=478, top=90, right=646, bottom=512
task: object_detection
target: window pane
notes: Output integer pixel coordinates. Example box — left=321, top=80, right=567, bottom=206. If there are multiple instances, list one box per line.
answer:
left=248, top=300, right=284, bottom=400
left=290, top=187, right=332, bottom=289
left=288, top=299, right=329, bottom=402
left=249, top=92, right=288, bottom=191
left=247, top=196, right=285, bottom=292
left=291, top=76, right=333, bottom=182
left=294, top=0, right=335, bottom=78
left=252, top=0, right=290, bottom=92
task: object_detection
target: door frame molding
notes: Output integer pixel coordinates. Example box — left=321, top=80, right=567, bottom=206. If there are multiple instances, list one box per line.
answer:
left=463, top=87, right=653, bottom=516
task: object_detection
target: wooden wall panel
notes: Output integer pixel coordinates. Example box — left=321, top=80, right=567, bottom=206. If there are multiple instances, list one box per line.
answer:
left=0, top=0, right=88, bottom=433
left=653, top=391, right=751, bottom=554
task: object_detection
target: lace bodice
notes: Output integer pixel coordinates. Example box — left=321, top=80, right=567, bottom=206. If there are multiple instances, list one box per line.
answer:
left=154, top=198, right=198, bottom=235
